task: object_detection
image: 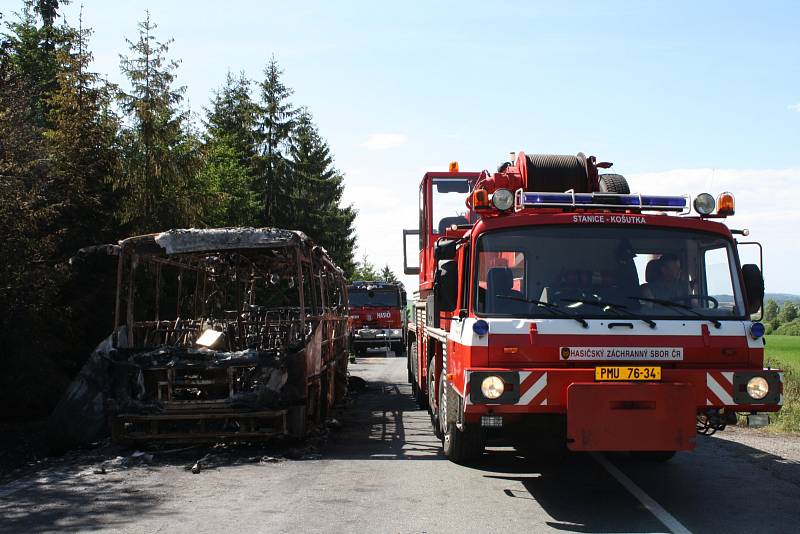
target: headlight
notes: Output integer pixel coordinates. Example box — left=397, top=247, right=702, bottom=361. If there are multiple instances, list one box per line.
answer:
left=491, top=188, right=514, bottom=211
left=391, top=329, right=402, bottom=336
left=693, top=193, right=715, bottom=215
left=746, top=377, right=769, bottom=400
left=481, top=376, right=505, bottom=399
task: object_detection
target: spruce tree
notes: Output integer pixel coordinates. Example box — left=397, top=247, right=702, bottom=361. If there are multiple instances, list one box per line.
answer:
left=202, top=71, right=260, bottom=227
left=44, top=13, right=120, bottom=253
left=380, top=265, right=400, bottom=284
left=289, top=110, right=356, bottom=274
left=2, top=0, right=69, bottom=128
left=254, top=56, right=296, bottom=226
left=351, top=254, right=380, bottom=282
left=205, top=70, right=258, bottom=170
left=116, top=12, right=205, bottom=233
left=196, top=139, right=259, bottom=227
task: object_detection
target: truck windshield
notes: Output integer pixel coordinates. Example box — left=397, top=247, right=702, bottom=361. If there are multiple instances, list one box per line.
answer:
left=349, top=289, right=399, bottom=308
left=473, top=225, right=746, bottom=320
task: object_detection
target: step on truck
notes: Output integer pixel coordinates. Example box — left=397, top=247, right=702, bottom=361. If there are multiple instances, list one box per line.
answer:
left=51, top=228, right=350, bottom=445
left=348, top=280, right=407, bottom=356
left=402, top=155, right=782, bottom=463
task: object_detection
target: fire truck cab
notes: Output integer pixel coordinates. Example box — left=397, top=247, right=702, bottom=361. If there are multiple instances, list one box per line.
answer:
left=403, top=154, right=782, bottom=463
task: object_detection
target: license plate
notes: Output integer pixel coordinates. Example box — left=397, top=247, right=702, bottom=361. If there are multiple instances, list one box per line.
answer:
left=595, top=366, right=661, bottom=381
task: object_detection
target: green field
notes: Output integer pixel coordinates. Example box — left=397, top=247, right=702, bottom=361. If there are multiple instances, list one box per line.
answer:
left=764, top=335, right=800, bottom=369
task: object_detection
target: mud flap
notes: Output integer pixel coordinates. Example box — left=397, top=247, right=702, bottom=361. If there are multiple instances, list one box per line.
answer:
left=566, top=383, right=696, bottom=452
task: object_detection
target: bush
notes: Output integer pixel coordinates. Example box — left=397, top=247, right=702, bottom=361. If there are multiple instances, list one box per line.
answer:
left=770, top=366, right=800, bottom=433
left=774, top=319, right=800, bottom=336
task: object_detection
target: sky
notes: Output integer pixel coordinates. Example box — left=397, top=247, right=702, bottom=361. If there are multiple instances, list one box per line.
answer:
left=4, top=0, right=799, bottom=293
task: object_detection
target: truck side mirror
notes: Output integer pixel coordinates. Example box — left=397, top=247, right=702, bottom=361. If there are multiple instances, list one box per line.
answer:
left=403, top=229, right=420, bottom=275
left=435, top=260, right=458, bottom=312
left=434, top=239, right=457, bottom=261
left=741, top=264, right=764, bottom=316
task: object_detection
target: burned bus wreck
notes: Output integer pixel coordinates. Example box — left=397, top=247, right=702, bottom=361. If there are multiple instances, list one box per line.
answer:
left=55, top=228, right=350, bottom=444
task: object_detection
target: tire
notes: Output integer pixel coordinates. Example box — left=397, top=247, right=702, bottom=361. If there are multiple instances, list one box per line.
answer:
left=407, top=343, right=414, bottom=383
left=741, top=264, right=764, bottom=314
left=598, top=173, right=630, bottom=194
left=286, top=405, right=307, bottom=438
left=410, top=342, right=428, bottom=409
left=630, top=451, right=676, bottom=463
left=440, top=375, right=483, bottom=463
left=428, top=362, right=442, bottom=439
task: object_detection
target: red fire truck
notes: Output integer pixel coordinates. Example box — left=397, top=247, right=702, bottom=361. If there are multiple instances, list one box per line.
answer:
left=348, top=281, right=407, bottom=356
left=403, top=154, right=782, bottom=463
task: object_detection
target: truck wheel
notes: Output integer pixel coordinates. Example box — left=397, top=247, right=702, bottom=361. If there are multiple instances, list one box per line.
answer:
left=440, top=377, right=483, bottom=464
left=410, top=342, right=428, bottom=409
left=392, top=342, right=405, bottom=357
left=598, top=173, right=630, bottom=194
left=428, top=363, right=442, bottom=439
left=442, top=422, right=483, bottom=464
left=407, top=343, right=414, bottom=383
left=630, top=451, right=676, bottom=463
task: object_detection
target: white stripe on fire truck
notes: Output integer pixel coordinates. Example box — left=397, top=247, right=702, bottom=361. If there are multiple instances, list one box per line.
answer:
left=451, top=317, right=751, bottom=346
left=706, top=372, right=734, bottom=405
left=517, top=373, right=547, bottom=405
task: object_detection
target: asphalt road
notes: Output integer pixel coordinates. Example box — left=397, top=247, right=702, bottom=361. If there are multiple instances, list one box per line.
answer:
left=1, top=354, right=800, bottom=533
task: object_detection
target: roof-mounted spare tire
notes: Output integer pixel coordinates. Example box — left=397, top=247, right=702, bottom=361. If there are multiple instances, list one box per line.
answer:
left=521, top=153, right=592, bottom=193
left=598, top=173, right=630, bottom=194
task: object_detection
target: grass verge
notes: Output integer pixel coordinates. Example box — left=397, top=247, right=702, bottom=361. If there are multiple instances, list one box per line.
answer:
left=764, top=336, right=800, bottom=432
left=764, top=335, right=800, bottom=369
left=767, top=366, right=800, bottom=433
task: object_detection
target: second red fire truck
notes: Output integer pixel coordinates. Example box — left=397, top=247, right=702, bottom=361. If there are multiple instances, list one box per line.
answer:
left=348, top=281, right=407, bottom=356
left=403, top=154, right=782, bottom=463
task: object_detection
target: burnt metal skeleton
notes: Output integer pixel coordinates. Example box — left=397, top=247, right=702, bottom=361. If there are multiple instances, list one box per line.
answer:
left=52, top=228, right=350, bottom=444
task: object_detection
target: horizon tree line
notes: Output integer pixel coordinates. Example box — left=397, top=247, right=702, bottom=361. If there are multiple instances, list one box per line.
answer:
left=0, top=1, right=358, bottom=416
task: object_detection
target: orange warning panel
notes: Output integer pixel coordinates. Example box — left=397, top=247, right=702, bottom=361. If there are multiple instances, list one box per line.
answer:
left=566, top=382, right=696, bottom=452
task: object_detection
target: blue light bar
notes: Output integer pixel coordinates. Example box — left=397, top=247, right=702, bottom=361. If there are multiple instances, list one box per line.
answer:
left=515, top=190, right=689, bottom=213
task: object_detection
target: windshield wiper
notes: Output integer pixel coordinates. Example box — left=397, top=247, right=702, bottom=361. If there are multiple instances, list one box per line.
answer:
left=497, top=295, right=588, bottom=328
left=627, top=296, right=721, bottom=328
left=561, top=298, right=656, bottom=329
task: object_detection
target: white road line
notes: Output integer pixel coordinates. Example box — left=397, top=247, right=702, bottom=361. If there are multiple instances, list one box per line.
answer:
left=591, top=453, right=692, bottom=534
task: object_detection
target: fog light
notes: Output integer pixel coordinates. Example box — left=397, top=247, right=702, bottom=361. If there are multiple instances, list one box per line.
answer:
left=492, top=188, right=514, bottom=211
left=746, top=377, right=769, bottom=400
left=481, top=376, right=504, bottom=399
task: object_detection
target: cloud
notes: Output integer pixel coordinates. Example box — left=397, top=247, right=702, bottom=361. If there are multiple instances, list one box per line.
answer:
left=626, top=167, right=800, bottom=293
left=789, top=103, right=800, bottom=112
left=361, top=133, right=408, bottom=151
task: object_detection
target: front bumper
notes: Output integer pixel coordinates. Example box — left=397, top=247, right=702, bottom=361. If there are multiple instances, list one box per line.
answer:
left=459, top=367, right=783, bottom=451
left=352, top=328, right=403, bottom=347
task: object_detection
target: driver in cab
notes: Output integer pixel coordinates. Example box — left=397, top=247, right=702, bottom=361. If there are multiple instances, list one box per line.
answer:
left=642, top=253, right=687, bottom=301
